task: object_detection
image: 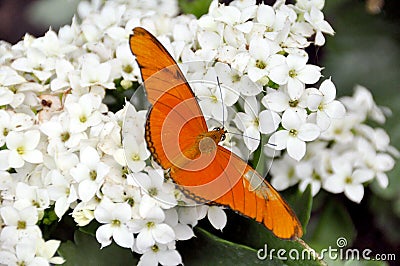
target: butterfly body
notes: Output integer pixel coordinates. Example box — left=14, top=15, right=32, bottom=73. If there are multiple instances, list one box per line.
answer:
left=130, top=27, right=303, bottom=239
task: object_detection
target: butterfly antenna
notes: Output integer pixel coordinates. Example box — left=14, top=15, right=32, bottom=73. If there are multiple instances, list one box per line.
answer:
left=216, top=76, right=225, bottom=129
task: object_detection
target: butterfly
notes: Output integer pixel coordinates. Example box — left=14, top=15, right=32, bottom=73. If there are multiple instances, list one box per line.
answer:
left=129, top=27, right=303, bottom=239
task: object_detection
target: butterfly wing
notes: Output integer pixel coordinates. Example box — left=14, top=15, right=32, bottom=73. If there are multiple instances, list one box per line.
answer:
left=130, top=27, right=208, bottom=169
left=130, top=27, right=303, bottom=239
left=170, top=145, right=303, bottom=239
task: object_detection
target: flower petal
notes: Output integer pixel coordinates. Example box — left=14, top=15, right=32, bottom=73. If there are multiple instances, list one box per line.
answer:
left=23, top=130, right=40, bottom=150
left=298, top=123, right=320, bottom=141
left=287, top=78, right=305, bottom=99
left=324, top=101, right=346, bottom=119
left=267, top=130, right=288, bottom=150
left=113, top=226, right=134, bottom=249
left=22, top=150, right=43, bottom=164
left=158, top=250, right=183, bottom=266
left=244, top=126, right=260, bottom=152
left=319, top=79, right=336, bottom=103
left=259, top=110, right=281, bottom=134
left=297, top=65, right=321, bottom=84
left=344, top=184, right=364, bottom=203
left=207, top=206, right=227, bottom=230
left=282, top=109, right=303, bottom=130
left=287, top=137, right=306, bottom=161
left=153, top=224, right=175, bottom=244
left=323, top=175, right=345, bottom=194
left=96, top=224, right=113, bottom=248
left=261, top=91, right=288, bottom=112
left=136, top=229, right=155, bottom=251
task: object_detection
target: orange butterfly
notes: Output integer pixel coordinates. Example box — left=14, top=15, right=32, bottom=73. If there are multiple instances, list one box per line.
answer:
left=129, top=27, right=303, bottom=239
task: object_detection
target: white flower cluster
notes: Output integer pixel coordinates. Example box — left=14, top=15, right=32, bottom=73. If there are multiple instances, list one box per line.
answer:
left=270, top=84, right=397, bottom=202
left=0, top=0, right=395, bottom=265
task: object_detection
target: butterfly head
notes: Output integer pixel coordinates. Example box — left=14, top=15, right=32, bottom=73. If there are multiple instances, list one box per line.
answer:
left=212, top=127, right=226, bottom=142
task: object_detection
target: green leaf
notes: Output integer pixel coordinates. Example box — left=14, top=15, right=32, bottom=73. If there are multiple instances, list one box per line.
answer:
left=79, top=220, right=101, bottom=237
left=209, top=210, right=324, bottom=265
left=58, top=231, right=137, bottom=266
left=344, top=260, right=389, bottom=266
left=305, top=200, right=356, bottom=252
left=178, top=227, right=284, bottom=265
left=178, top=0, right=212, bottom=18
left=284, top=184, right=313, bottom=232
left=369, top=196, right=400, bottom=245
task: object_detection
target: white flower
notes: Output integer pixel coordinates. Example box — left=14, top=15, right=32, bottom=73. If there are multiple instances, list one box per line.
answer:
left=0, top=86, right=14, bottom=106
left=320, top=114, right=357, bottom=143
left=234, top=96, right=281, bottom=152
left=307, top=78, right=346, bottom=130
left=31, top=29, right=76, bottom=57
left=79, top=54, right=114, bottom=89
left=214, top=4, right=256, bottom=34
left=115, top=43, right=140, bottom=81
left=268, top=109, right=320, bottom=161
left=65, top=93, right=103, bottom=133
left=0, top=110, right=33, bottom=147
left=124, top=135, right=150, bottom=173
left=70, top=146, right=110, bottom=202
left=122, top=104, right=147, bottom=143
left=214, top=62, right=261, bottom=96
left=247, top=37, right=287, bottom=85
left=95, top=197, right=134, bottom=249
left=35, top=239, right=65, bottom=264
left=207, top=206, right=227, bottom=230
left=255, top=4, right=277, bottom=32
left=261, top=87, right=308, bottom=116
left=71, top=201, right=96, bottom=226
left=284, top=53, right=321, bottom=99
left=11, top=47, right=55, bottom=81
left=1, top=130, right=43, bottom=169
left=177, top=205, right=201, bottom=227
left=0, top=241, right=48, bottom=266
left=138, top=244, right=182, bottom=266
left=14, top=182, right=50, bottom=211
left=296, top=161, right=322, bottom=196
left=196, top=78, right=238, bottom=122
left=0, top=206, right=42, bottom=249
left=296, top=0, right=325, bottom=11
left=198, top=30, right=222, bottom=51
left=323, top=158, right=374, bottom=203
left=355, top=138, right=395, bottom=188
left=40, top=113, right=87, bottom=149
left=0, top=66, right=26, bottom=87
left=304, top=7, right=334, bottom=46
left=163, top=209, right=195, bottom=241
left=130, top=197, right=175, bottom=252
left=129, top=169, right=177, bottom=209
left=340, top=85, right=386, bottom=123
left=52, top=149, right=80, bottom=172
left=47, top=170, right=78, bottom=218
left=50, top=59, right=75, bottom=91
left=270, top=153, right=300, bottom=191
